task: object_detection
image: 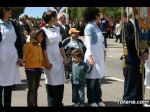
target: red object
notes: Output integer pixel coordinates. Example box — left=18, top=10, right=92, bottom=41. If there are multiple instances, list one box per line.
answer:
left=40, top=20, right=45, bottom=28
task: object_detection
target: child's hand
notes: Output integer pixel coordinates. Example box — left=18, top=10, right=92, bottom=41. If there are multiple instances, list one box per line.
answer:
left=88, top=56, right=95, bottom=65
left=63, top=57, right=68, bottom=65
left=141, top=52, right=149, bottom=61
left=16, top=59, right=25, bottom=67
left=45, top=62, right=53, bottom=70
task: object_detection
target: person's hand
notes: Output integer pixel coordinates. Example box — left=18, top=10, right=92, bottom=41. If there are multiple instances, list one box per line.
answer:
left=16, top=59, right=25, bottom=67
left=63, top=57, right=68, bottom=65
left=141, top=52, right=149, bottom=61
left=88, top=55, right=95, bottom=65
left=45, top=62, right=53, bottom=70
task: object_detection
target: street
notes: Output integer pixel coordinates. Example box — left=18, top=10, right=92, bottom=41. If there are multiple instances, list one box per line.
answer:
left=11, top=38, right=150, bottom=107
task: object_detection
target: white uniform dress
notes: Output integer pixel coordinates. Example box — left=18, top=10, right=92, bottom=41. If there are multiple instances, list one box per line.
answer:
left=84, top=22, right=105, bottom=79
left=42, top=26, right=66, bottom=85
left=0, top=20, right=21, bottom=86
left=145, top=48, right=150, bottom=86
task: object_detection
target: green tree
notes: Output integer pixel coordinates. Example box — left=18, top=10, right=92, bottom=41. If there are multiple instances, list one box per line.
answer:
left=68, top=7, right=125, bottom=21
left=69, top=7, right=85, bottom=21
left=11, top=7, right=25, bottom=19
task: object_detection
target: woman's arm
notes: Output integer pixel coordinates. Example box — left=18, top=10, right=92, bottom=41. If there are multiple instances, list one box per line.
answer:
left=41, top=30, right=52, bottom=70
left=43, top=50, right=53, bottom=70
left=59, top=42, right=67, bottom=65
left=85, top=26, right=95, bottom=65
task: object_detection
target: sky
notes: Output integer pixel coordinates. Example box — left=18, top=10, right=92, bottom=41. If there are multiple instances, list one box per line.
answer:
left=23, top=7, right=67, bottom=18
left=23, top=7, right=47, bottom=18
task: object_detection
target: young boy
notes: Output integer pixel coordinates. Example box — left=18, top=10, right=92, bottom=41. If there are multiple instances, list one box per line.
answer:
left=71, top=49, right=92, bottom=107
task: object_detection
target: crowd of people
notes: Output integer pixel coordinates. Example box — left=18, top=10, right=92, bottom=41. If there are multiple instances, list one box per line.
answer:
left=0, top=7, right=150, bottom=107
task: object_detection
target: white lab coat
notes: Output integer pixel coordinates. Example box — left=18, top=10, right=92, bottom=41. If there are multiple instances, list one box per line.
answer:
left=0, top=20, right=21, bottom=86
left=145, top=48, right=150, bottom=86
left=84, top=22, right=105, bottom=79
left=42, top=26, right=65, bottom=85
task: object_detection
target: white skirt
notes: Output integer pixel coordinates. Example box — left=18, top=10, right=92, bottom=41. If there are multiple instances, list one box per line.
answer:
left=0, top=47, right=21, bottom=86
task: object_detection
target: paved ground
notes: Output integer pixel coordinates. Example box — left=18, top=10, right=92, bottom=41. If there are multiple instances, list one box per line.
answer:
left=11, top=38, right=150, bottom=107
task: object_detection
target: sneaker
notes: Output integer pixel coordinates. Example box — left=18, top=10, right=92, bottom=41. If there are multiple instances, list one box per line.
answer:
left=144, top=103, right=150, bottom=107
left=73, top=103, right=78, bottom=107
left=90, top=103, right=98, bottom=107
left=78, top=104, right=84, bottom=107
left=98, top=102, right=105, bottom=107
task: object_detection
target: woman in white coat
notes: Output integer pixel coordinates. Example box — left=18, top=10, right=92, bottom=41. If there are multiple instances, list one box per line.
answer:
left=41, top=11, right=67, bottom=107
left=83, top=7, right=106, bottom=107
left=0, top=7, right=23, bottom=107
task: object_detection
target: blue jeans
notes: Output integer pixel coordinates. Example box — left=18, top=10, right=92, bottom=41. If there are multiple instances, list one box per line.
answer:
left=46, top=84, right=64, bottom=107
left=72, top=84, right=85, bottom=104
left=86, top=79, right=102, bottom=104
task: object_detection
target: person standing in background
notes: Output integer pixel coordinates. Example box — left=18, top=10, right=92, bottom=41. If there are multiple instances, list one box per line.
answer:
left=55, top=13, right=70, bottom=41
left=115, top=19, right=122, bottom=43
left=99, top=13, right=109, bottom=48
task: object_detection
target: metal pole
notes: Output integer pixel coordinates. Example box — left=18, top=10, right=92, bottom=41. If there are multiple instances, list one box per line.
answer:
left=66, top=7, right=69, bottom=25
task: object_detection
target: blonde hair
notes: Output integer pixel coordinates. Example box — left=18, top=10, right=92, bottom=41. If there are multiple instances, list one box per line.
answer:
left=30, top=29, right=45, bottom=43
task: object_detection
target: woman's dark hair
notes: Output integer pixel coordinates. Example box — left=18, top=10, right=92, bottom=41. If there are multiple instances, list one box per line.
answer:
left=42, top=11, right=57, bottom=23
left=83, top=7, right=99, bottom=23
left=0, top=7, right=12, bottom=19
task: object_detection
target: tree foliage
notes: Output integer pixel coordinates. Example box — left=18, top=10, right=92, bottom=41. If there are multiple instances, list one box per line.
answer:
left=68, top=7, right=126, bottom=21
left=11, top=7, right=25, bottom=19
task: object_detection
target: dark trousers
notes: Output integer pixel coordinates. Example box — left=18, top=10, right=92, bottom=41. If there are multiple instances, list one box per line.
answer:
left=0, top=86, right=12, bottom=107
left=46, top=84, right=64, bottom=107
left=102, top=33, right=107, bottom=48
left=65, top=59, right=72, bottom=79
left=107, top=31, right=112, bottom=38
left=86, top=79, right=102, bottom=104
left=72, top=84, right=85, bottom=104
left=115, top=35, right=121, bottom=43
left=25, top=69, right=42, bottom=107
left=123, top=64, right=143, bottom=106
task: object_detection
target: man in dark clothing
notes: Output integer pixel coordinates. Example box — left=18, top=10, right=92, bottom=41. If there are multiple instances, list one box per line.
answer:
left=55, top=13, right=70, bottom=41
left=99, top=14, right=109, bottom=48
left=122, top=7, right=148, bottom=107
left=75, top=19, right=85, bottom=36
